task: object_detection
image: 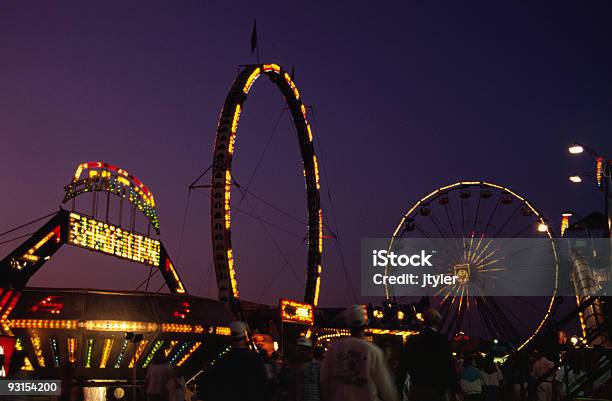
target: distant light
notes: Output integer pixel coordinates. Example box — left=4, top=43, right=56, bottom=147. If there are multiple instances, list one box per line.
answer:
left=570, top=336, right=578, bottom=346
left=415, top=312, right=424, bottom=322
left=569, top=144, right=584, bottom=154
left=373, top=309, right=384, bottom=319
left=273, top=341, right=279, bottom=351
left=569, top=175, right=583, bottom=183
left=397, top=310, right=405, bottom=320
left=562, top=211, right=574, bottom=217
left=537, top=223, right=548, bottom=233
left=493, top=339, right=498, bottom=344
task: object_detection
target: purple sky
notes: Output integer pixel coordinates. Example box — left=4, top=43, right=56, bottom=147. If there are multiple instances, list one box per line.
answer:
left=1, top=2, right=611, bottom=307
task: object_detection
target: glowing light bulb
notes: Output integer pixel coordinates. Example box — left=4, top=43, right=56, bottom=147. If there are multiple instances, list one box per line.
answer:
left=568, top=144, right=584, bottom=154
left=569, top=175, right=582, bottom=183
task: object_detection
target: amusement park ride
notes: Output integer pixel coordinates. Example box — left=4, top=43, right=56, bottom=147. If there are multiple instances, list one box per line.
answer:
left=0, top=63, right=328, bottom=386
left=0, top=63, right=610, bottom=396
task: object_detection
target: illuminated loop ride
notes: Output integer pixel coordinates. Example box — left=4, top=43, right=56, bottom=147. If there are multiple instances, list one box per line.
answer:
left=0, top=162, right=232, bottom=380
left=210, top=64, right=323, bottom=316
left=388, top=181, right=559, bottom=350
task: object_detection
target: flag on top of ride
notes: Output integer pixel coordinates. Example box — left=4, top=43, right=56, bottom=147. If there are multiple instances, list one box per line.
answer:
left=250, top=20, right=257, bottom=54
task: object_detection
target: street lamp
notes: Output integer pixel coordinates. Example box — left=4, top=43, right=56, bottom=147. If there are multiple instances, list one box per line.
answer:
left=569, top=175, right=583, bottom=183
left=568, top=142, right=611, bottom=228
left=568, top=141, right=612, bottom=282
left=569, top=143, right=584, bottom=154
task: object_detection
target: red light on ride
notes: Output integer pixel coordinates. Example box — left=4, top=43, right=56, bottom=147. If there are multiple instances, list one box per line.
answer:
left=173, top=302, right=190, bottom=319
left=31, top=296, right=64, bottom=315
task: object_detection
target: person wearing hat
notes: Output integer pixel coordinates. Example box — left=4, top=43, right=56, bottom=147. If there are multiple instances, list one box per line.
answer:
left=396, top=308, right=456, bottom=401
left=202, top=321, right=268, bottom=401
left=320, top=305, right=398, bottom=401
left=279, top=336, right=322, bottom=401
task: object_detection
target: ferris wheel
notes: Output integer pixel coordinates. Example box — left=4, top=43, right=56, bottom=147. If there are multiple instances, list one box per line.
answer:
left=388, top=181, right=559, bottom=350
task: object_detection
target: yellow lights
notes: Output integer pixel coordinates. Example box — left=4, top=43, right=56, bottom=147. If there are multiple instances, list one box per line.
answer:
left=243, top=68, right=261, bottom=93
left=373, top=309, right=384, bottom=319
left=142, top=340, right=164, bottom=368
left=367, top=328, right=418, bottom=338
left=569, top=144, right=584, bottom=154
left=561, top=212, right=572, bottom=237
left=71, top=162, right=156, bottom=208
left=73, top=163, right=85, bottom=180
left=318, top=328, right=416, bottom=341
left=176, top=341, right=202, bottom=366
left=10, top=319, right=78, bottom=329
left=165, top=259, right=186, bottom=294
left=128, top=340, right=148, bottom=368
left=164, top=340, right=179, bottom=357
left=313, top=266, right=322, bottom=307
left=99, top=338, right=114, bottom=368
left=18, top=227, right=61, bottom=266
left=569, top=175, right=583, bottom=183
left=284, top=73, right=300, bottom=99
left=213, top=63, right=323, bottom=311
left=22, top=357, right=35, bottom=371
left=280, top=299, right=314, bottom=325
left=228, top=132, right=236, bottom=155
left=85, top=338, right=94, bottom=368
left=306, top=124, right=313, bottom=143
left=537, top=222, right=549, bottom=233
left=83, top=320, right=158, bottom=332
left=215, top=326, right=231, bottom=336
left=161, top=323, right=191, bottom=333
left=161, top=323, right=204, bottom=333
left=596, top=157, right=604, bottom=187
left=318, top=210, right=323, bottom=253
left=227, top=249, right=239, bottom=298
left=31, top=334, right=45, bottom=367
left=67, top=337, right=77, bottom=364
left=231, top=105, right=241, bottom=136
left=262, top=64, right=281, bottom=73
left=224, top=170, right=232, bottom=230
left=9, top=318, right=225, bottom=334
left=397, top=310, right=405, bottom=320
left=68, top=212, right=161, bottom=267
left=312, top=155, right=321, bottom=190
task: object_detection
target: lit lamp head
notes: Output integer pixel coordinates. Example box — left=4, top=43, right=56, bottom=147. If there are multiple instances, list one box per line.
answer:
left=569, top=175, right=583, bottom=183
left=568, top=143, right=584, bottom=155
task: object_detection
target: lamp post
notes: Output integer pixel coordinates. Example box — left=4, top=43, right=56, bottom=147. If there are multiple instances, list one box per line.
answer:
left=568, top=142, right=611, bottom=234
left=568, top=141, right=612, bottom=279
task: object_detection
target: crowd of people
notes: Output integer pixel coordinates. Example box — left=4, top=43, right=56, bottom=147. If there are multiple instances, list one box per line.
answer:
left=196, top=305, right=581, bottom=401
left=0, top=305, right=583, bottom=401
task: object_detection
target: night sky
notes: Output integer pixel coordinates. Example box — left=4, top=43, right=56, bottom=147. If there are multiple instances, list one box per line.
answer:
left=1, top=2, right=611, bottom=307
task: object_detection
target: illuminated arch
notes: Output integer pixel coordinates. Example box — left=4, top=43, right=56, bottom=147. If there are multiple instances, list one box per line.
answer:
left=211, top=64, right=323, bottom=314
left=63, top=162, right=159, bottom=233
